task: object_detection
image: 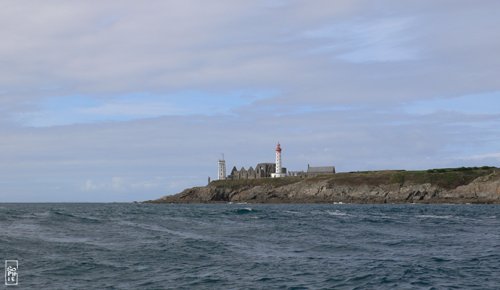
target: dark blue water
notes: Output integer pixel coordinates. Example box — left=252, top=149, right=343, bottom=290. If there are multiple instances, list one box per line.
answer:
left=0, top=203, right=499, bottom=289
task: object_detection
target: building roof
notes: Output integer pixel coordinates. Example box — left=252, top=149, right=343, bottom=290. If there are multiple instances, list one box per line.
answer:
left=307, top=166, right=335, bottom=173
left=256, top=163, right=275, bottom=166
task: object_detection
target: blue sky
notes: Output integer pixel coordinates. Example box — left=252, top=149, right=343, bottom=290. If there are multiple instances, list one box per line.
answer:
left=1, top=1, right=500, bottom=202
left=14, top=90, right=275, bottom=127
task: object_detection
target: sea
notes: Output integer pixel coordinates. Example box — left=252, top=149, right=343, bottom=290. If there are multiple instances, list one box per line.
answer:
left=0, top=203, right=499, bottom=289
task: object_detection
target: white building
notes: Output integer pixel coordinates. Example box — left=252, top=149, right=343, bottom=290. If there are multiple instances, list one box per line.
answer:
left=218, top=156, right=226, bottom=180
left=271, top=143, right=287, bottom=178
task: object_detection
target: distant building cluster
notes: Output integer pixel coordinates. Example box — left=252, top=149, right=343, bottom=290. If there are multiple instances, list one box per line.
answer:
left=217, top=143, right=335, bottom=181
left=230, top=162, right=285, bottom=180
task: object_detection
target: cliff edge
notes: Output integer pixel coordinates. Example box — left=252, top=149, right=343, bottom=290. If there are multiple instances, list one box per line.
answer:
left=148, top=167, right=500, bottom=204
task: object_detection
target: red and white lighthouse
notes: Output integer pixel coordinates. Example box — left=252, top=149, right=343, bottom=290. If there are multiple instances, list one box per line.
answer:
left=271, top=142, right=286, bottom=178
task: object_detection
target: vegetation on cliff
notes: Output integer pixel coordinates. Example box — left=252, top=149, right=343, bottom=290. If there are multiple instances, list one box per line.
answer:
left=208, top=166, right=497, bottom=191
left=149, top=167, right=500, bottom=204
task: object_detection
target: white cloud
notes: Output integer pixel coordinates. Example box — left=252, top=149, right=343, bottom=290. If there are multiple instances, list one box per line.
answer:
left=305, top=17, right=419, bottom=63
left=0, top=1, right=499, bottom=201
left=464, top=153, right=500, bottom=161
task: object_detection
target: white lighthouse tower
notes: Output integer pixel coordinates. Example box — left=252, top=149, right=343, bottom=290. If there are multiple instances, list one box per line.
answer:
left=218, top=154, right=226, bottom=180
left=271, top=143, right=286, bottom=178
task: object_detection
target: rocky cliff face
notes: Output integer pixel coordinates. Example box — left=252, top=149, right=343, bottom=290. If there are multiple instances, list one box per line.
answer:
left=150, top=170, right=500, bottom=204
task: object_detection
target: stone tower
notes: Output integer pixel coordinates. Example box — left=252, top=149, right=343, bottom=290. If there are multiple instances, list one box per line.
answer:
left=218, top=155, right=226, bottom=180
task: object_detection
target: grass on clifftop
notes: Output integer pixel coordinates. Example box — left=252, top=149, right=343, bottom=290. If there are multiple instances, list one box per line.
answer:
left=211, top=167, right=498, bottom=190
left=210, top=176, right=303, bottom=189
left=334, top=166, right=497, bottom=189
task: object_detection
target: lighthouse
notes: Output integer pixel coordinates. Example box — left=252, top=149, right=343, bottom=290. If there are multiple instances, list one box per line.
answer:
left=218, top=155, right=226, bottom=180
left=271, top=142, right=286, bottom=178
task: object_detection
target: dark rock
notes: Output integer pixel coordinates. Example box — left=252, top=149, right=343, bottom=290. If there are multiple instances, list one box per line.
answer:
left=148, top=169, right=500, bottom=204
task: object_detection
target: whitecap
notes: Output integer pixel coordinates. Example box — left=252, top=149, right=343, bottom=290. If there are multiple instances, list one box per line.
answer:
left=416, top=215, right=453, bottom=219
left=326, top=210, right=348, bottom=216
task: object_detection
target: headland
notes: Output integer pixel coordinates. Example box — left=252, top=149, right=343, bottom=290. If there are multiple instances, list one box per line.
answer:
left=148, top=167, right=500, bottom=204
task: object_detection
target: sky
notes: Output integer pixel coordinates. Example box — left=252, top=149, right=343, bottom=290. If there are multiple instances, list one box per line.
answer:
left=1, top=0, right=500, bottom=202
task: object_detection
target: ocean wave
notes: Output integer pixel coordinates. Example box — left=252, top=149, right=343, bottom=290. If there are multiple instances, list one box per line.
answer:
left=50, top=210, right=102, bottom=223
left=3, top=203, right=499, bottom=289
left=115, top=220, right=213, bottom=242
left=416, top=214, right=454, bottom=219
left=326, top=210, right=349, bottom=216
left=234, top=208, right=255, bottom=214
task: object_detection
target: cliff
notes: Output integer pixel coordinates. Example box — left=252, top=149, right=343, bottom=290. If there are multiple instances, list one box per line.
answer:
left=149, top=167, right=500, bottom=204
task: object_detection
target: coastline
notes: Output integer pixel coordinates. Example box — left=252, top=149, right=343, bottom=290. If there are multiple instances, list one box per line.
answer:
left=148, top=167, right=500, bottom=204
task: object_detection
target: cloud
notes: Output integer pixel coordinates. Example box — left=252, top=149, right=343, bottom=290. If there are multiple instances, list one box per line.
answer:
left=463, top=153, right=500, bottom=162
left=12, top=90, right=274, bottom=127
left=0, top=1, right=499, bottom=201
left=2, top=104, right=499, bottom=201
left=1, top=1, right=499, bottom=112
left=82, top=177, right=152, bottom=193
left=305, top=17, right=419, bottom=63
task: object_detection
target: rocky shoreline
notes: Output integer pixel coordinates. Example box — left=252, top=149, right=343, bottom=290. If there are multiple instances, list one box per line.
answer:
left=148, top=168, right=500, bottom=204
